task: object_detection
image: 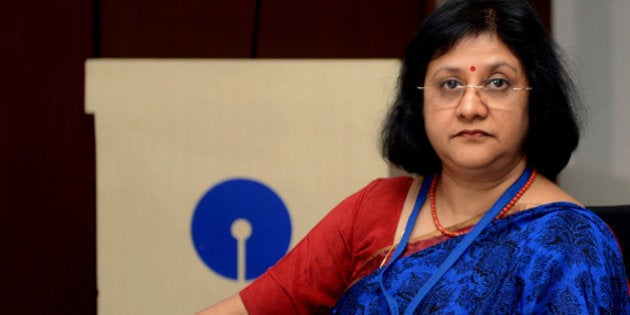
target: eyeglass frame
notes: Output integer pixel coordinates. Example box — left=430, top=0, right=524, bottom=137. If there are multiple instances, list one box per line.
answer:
left=416, top=85, right=532, bottom=91
left=415, top=83, right=533, bottom=106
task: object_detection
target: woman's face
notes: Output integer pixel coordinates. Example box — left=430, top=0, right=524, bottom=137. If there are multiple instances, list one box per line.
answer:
left=423, top=32, right=530, bottom=174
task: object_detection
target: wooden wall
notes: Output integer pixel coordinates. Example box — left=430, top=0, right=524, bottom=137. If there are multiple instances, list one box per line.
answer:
left=1, top=1, right=96, bottom=314
left=0, top=1, right=549, bottom=313
left=98, top=0, right=434, bottom=58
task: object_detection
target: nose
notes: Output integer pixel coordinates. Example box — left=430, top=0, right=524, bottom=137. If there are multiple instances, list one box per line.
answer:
left=455, top=85, right=489, bottom=120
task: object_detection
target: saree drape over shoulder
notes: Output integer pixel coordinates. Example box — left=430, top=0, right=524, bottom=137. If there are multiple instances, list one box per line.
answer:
left=333, top=203, right=630, bottom=314
left=239, top=177, right=630, bottom=314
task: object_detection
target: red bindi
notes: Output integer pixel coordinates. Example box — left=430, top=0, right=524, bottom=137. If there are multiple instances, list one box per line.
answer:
left=470, top=65, right=476, bottom=72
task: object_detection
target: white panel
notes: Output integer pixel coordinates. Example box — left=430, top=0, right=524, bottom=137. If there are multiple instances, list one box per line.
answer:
left=86, top=59, right=399, bottom=314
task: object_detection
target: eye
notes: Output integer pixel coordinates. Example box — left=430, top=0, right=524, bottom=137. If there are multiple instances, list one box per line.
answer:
left=486, top=78, right=509, bottom=90
left=441, top=79, right=463, bottom=90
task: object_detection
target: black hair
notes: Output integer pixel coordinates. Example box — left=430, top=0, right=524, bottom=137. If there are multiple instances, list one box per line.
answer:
left=380, top=0, right=580, bottom=181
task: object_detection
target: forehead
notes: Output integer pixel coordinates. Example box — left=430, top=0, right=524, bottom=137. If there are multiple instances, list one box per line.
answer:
left=426, top=33, right=524, bottom=76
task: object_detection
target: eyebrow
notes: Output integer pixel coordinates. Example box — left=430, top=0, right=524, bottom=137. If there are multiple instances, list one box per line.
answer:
left=431, top=61, right=521, bottom=79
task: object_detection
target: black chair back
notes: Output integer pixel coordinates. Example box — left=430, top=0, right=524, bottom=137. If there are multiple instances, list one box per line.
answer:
left=589, top=205, right=630, bottom=275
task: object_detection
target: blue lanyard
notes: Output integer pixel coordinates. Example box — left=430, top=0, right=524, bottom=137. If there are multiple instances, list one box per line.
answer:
left=379, top=167, right=533, bottom=314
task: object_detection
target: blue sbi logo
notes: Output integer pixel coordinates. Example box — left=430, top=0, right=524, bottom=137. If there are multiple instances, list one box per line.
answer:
left=191, top=178, right=292, bottom=281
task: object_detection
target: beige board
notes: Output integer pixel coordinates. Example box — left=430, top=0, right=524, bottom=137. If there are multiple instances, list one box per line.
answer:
left=85, top=59, right=400, bottom=315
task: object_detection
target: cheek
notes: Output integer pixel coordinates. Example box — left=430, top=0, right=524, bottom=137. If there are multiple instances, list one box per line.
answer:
left=505, top=109, right=529, bottom=143
left=422, top=107, right=433, bottom=131
left=423, top=110, right=446, bottom=147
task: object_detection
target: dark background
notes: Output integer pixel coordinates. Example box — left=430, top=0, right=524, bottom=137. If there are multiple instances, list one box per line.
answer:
left=0, top=1, right=549, bottom=313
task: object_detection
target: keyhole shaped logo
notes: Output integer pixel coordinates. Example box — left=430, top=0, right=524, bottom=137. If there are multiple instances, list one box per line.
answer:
left=191, top=178, right=292, bottom=281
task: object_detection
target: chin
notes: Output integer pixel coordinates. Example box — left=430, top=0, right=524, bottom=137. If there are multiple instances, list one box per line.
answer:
left=446, top=154, right=525, bottom=173
left=449, top=154, right=494, bottom=167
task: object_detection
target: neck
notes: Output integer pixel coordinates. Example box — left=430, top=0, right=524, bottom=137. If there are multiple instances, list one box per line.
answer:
left=435, top=158, right=528, bottom=222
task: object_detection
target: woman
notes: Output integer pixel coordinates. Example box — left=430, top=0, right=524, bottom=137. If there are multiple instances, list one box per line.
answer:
left=199, top=0, right=630, bottom=313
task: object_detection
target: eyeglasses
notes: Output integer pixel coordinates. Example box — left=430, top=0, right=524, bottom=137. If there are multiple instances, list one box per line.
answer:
left=417, top=78, right=532, bottom=106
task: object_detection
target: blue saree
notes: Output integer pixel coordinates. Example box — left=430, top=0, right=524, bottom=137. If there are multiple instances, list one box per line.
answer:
left=333, top=189, right=630, bottom=313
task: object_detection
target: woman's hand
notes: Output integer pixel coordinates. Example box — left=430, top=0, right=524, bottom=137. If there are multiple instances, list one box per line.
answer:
left=196, top=295, right=248, bottom=315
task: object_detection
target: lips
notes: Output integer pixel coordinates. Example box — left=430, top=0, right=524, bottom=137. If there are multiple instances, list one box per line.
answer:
left=455, top=129, right=490, bottom=137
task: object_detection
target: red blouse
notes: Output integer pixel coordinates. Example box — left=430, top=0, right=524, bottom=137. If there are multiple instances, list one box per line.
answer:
left=240, top=177, right=414, bottom=314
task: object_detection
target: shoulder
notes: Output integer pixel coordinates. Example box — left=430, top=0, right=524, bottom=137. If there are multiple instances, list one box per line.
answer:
left=520, top=174, right=582, bottom=207
left=325, top=176, right=415, bottom=223
left=337, top=176, right=415, bottom=211
left=514, top=204, right=630, bottom=311
left=360, top=176, right=416, bottom=195
left=335, top=176, right=416, bottom=242
left=521, top=203, right=621, bottom=265
left=526, top=203, right=612, bottom=240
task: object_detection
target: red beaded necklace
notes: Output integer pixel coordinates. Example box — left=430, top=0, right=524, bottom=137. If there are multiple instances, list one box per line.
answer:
left=429, top=169, right=538, bottom=237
